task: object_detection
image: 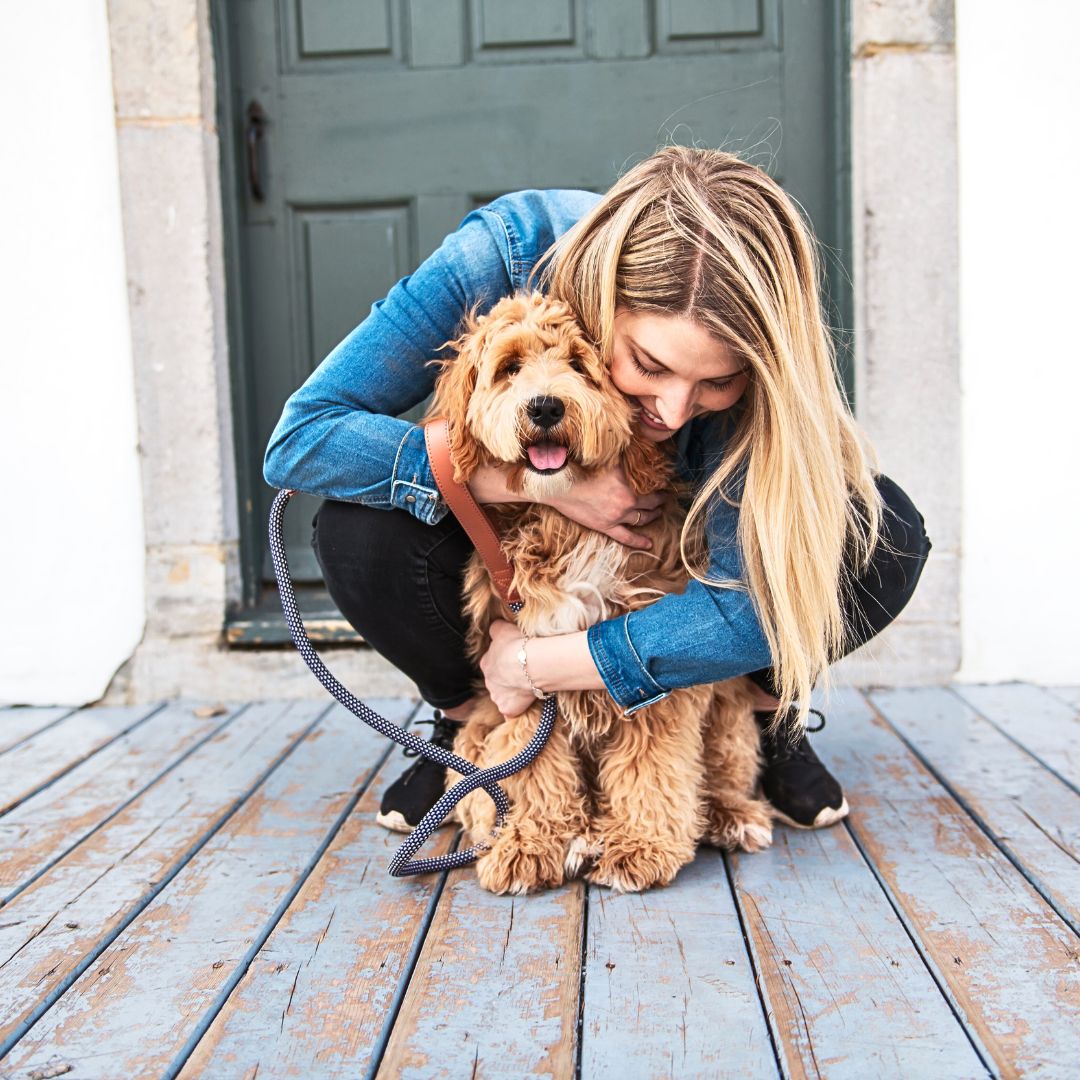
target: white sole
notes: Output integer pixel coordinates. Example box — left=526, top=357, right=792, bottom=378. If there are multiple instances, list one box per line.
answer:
left=771, top=797, right=850, bottom=831
left=375, top=810, right=414, bottom=834
left=376, top=809, right=459, bottom=834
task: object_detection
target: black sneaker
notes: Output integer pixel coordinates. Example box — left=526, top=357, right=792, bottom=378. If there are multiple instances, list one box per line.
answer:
left=376, top=710, right=462, bottom=833
left=754, top=708, right=850, bottom=829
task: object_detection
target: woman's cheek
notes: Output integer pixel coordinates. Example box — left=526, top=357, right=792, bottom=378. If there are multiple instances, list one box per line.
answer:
left=608, top=358, right=640, bottom=400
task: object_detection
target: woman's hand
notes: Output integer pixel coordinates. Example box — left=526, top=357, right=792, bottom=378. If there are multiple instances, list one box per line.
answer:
left=546, top=461, right=668, bottom=549
left=469, top=459, right=668, bottom=549
left=479, top=620, right=542, bottom=718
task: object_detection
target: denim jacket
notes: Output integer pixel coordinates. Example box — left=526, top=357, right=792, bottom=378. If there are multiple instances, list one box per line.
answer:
left=264, top=189, right=773, bottom=714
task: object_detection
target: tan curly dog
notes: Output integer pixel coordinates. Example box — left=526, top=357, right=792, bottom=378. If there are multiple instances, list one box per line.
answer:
left=425, top=291, right=772, bottom=895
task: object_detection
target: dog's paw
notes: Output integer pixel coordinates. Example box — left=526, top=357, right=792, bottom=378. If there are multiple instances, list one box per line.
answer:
left=564, top=833, right=603, bottom=877
left=476, top=834, right=567, bottom=895
left=703, top=798, right=774, bottom=853
left=585, top=841, right=691, bottom=893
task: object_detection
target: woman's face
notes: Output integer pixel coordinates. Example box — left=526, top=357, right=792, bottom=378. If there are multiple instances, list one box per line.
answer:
left=609, top=308, right=749, bottom=441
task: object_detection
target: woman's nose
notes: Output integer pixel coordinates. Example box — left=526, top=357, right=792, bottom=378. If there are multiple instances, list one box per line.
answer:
left=656, top=386, right=697, bottom=428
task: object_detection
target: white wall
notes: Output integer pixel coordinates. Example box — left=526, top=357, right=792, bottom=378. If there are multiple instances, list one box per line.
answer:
left=956, top=0, right=1080, bottom=682
left=0, top=2, right=145, bottom=704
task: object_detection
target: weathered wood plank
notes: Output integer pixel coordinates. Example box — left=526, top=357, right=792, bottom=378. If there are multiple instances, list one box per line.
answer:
left=1, top=700, right=410, bottom=1079
left=0, top=707, right=74, bottom=755
left=1046, top=686, right=1080, bottom=711
left=952, top=683, right=1080, bottom=789
left=872, top=686, right=1080, bottom=935
left=817, top=688, right=1080, bottom=1079
left=0, top=700, right=330, bottom=1054
left=0, top=702, right=240, bottom=903
left=0, top=704, right=159, bottom=815
left=176, top=727, right=453, bottom=1080
left=729, top=820, right=987, bottom=1079
left=376, top=872, right=584, bottom=1078
left=581, top=850, right=779, bottom=1079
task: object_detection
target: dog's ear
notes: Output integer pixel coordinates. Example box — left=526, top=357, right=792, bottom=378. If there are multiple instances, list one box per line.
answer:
left=622, top=435, right=672, bottom=495
left=447, top=416, right=482, bottom=485
left=428, top=311, right=486, bottom=484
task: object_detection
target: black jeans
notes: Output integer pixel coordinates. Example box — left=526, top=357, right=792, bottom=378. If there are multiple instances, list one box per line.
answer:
left=311, top=475, right=931, bottom=709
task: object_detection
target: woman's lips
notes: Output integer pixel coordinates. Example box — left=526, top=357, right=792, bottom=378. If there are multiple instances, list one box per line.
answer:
left=635, top=401, right=671, bottom=431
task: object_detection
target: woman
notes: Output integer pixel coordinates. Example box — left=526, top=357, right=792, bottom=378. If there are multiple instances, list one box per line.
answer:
left=263, top=147, right=931, bottom=835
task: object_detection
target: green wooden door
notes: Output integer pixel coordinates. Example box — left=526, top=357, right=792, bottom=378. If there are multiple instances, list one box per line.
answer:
left=215, top=0, right=847, bottom=608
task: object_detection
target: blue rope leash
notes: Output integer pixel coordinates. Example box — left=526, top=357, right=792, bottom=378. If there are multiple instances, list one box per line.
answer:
left=268, top=489, right=557, bottom=876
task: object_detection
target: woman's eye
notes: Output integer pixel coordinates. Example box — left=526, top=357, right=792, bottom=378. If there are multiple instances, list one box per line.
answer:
left=705, top=377, right=737, bottom=392
left=706, top=368, right=749, bottom=392
left=631, top=354, right=661, bottom=379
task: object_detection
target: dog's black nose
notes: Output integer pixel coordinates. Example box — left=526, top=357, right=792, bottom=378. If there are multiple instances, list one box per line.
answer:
left=527, top=396, right=565, bottom=429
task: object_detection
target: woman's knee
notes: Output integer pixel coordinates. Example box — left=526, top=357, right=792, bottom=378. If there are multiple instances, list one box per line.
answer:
left=311, top=500, right=479, bottom=703
left=311, top=499, right=474, bottom=636
left=312, top=499, right=416, bottom=586
left=875, top=474, right=932, bottom=564
left=842, top=476, right=932, bottom=650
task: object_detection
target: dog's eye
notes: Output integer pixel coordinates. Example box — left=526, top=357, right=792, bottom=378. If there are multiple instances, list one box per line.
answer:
left=570, top=358, right=586, bottom=375
left=503, top=360, right=521, bottom=377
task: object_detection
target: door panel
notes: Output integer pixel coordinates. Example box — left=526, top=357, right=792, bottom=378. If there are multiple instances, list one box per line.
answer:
left=298, top=205, right=412, bottom=367
left=297, top=0, right=395, bottom=57
left=220, top=0, right=844, bottom=597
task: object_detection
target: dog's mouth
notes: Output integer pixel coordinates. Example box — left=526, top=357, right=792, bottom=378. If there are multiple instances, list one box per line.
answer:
left=524, top=439, right=570, bottom=474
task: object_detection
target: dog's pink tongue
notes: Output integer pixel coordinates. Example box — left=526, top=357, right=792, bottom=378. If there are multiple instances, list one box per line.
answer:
left=527, top=442, right=568, bottom=470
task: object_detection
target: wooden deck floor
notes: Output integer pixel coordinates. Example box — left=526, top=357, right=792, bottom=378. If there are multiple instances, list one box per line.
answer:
left=1, top=684, right=1078, bottom=1079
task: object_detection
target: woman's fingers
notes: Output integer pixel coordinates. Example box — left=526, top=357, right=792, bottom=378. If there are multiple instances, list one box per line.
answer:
left=606, top=525, right=652, bottom=550
left=621, top=508, right=664, bottom=530
left=544, top=465, right=674, bottom=545
left=625, top=494, right=672, bottom=523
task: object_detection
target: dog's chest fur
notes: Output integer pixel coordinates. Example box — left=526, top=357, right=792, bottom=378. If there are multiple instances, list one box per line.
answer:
left=516, top=529, right=631, bottom=635
left=500, top=505, right=686, bottom=632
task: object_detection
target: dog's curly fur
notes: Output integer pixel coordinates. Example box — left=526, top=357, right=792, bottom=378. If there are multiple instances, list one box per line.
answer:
left=426, top=291, right=772, bottom=894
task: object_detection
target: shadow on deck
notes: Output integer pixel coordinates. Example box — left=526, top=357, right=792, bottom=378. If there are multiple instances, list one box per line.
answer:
left=1, top=683, right=1078, bottom=1078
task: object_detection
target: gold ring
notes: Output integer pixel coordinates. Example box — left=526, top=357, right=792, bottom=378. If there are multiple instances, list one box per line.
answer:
left=632, top=509, right=642, bottom=527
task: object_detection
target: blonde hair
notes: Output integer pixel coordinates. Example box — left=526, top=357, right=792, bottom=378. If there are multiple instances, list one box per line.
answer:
left=531, top=146, right=882, bottom=729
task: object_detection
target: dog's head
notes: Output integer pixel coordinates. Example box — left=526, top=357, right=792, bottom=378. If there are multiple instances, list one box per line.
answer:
left=427, top=292, right=641, bottom=500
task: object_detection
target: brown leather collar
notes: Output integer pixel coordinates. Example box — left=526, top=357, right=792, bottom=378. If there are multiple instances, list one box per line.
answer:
left=423, top=417, right=520, bottom=606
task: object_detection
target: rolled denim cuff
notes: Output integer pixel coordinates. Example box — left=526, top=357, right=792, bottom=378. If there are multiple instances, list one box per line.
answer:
left=389, top=424, right=449, bottom=525
left=587, top=615, right=672, bottom=716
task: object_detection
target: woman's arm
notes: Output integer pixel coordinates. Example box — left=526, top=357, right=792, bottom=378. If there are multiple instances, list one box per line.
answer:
left=262, top=213, right=513, bottom=521
left=480, top=557, right=771, bottom=721
left=584, top=491, right=773, bottom=713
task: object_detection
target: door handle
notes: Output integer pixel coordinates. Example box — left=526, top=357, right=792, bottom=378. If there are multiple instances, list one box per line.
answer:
left=245, top=100, right=268, bottom=202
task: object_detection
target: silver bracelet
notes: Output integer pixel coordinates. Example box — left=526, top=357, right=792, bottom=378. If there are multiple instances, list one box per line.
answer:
left=516, top=634, right=552, bottom=700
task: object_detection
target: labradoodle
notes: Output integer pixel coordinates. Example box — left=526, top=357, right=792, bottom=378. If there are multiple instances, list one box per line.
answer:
left=425, top=291, right=772, bottom=895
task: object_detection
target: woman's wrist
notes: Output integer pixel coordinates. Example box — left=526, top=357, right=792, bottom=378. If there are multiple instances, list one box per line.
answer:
left=520, top=630, right=607, bottom=694
left=516, top=633, right=551, bottom=699
left=480, top=620, right=606, bottom=718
